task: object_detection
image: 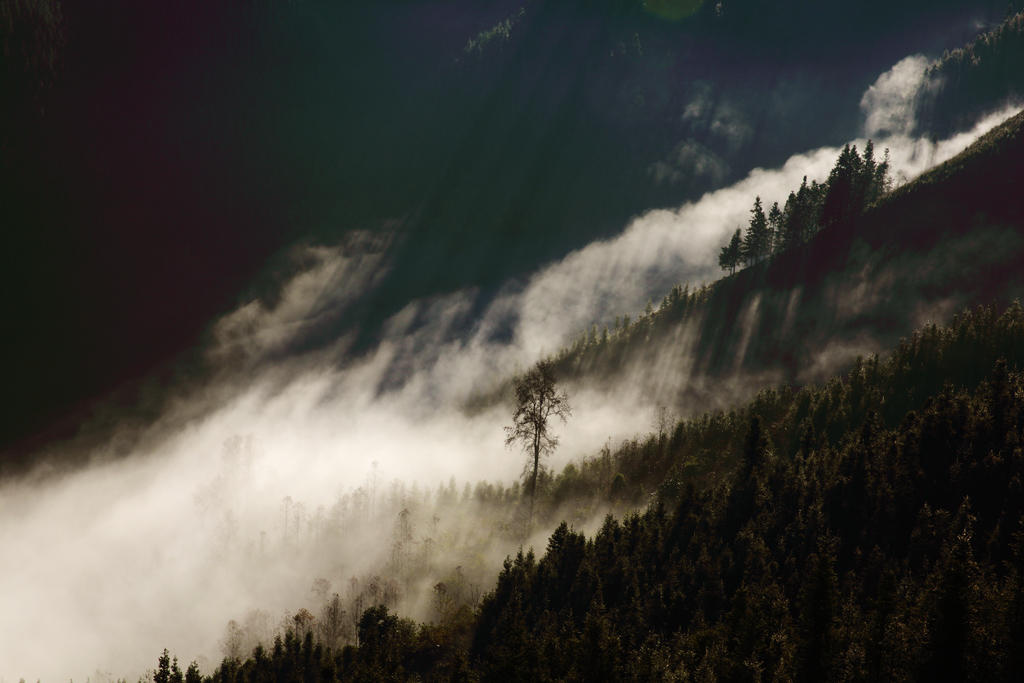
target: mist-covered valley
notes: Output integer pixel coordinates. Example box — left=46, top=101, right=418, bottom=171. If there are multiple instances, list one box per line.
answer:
left=3, top=2, right=1024, bottom=681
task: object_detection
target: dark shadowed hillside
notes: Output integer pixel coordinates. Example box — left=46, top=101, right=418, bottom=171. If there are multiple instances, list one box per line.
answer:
left=553, top=108, right=1024, bottom=411
left=176, top=63, right=1024, bottom=683
left=916, top=9, right=1024, bottom=137
left=187, top=283, right=1024, bottom=683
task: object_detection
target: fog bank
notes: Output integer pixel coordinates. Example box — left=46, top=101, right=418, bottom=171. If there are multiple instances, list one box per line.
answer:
left=1, top=54, right=1019, bottom=682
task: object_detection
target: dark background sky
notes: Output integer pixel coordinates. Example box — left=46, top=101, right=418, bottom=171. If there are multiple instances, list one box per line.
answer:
left=0, top=0, right=1009, bottom=463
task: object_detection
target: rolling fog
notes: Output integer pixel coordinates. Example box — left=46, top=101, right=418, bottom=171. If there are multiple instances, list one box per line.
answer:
left=1, top=55, right=1020, bottom=682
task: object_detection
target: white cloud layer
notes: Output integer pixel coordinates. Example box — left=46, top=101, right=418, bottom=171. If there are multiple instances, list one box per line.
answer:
left=1, top=55, right=1021, bottom=683
left=861, top=54, right=933, bottom=138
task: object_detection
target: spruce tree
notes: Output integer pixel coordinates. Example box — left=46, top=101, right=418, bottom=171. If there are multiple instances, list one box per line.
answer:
left=820, top=144, right=864, bottom=228
left=780, top=190, right=802, bottom=250
left=719, top=227, right=742, bottom=274
left=743, top=196, right=769, bottom=264
left=767, top=201, right=783, bottom=256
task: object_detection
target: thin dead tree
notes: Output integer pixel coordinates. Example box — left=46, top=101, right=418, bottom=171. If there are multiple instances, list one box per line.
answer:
left=505, top=359, right=571, bottom=532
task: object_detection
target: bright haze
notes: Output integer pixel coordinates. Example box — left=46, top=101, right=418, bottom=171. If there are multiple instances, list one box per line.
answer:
left=0, top=1, right=1018, bottom=680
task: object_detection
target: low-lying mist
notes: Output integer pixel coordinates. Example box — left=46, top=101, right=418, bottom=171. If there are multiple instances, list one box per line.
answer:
left=1, top=54, right=1020, bottom=682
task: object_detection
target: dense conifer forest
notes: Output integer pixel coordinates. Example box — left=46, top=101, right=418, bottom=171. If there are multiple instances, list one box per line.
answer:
left=143, top=93, right=1024, bottom=683
left=550, top=104, right=1024, bottom=405
left=167, top=294, right=1024, bottom=683
left=916, top=8, right=1024, bottom=137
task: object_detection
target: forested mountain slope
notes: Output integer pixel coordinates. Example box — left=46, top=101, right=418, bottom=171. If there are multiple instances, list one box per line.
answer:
left=916, top=8, right=1024, bottom=137
left=554, top=107, right=1024, bottom=409
left=9, top=4, right=1024, bottom=681
left=468, top=312, right=1024, bottom=683
left=188, top=287, right=1024, bottom=683
left=87, top=31, right=1024, bottom=683
left=161, top=81, right=1024, bottom=683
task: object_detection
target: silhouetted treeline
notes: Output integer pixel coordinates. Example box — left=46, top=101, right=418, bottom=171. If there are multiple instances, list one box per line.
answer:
left=552, top=281, right=711, bottom=379
left=718, top=141, right=891, bottom=273
left=548, top=105, right=1024, bottom=407
left=157, top=301, right=1024, bottom=682
left=551, top=9, right=1024, bottom=401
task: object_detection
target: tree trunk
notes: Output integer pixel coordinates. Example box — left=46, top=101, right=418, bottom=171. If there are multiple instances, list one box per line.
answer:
left=530, top=429, right=540, bottom=531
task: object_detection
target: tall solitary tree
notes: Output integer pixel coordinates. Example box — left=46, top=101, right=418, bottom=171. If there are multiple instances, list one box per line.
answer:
left=506, top=359, right=571, bottom=529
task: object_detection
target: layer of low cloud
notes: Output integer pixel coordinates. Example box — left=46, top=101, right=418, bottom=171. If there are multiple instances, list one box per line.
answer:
left=1, top=54, right=1020, bottom=683
left=861, top=54, right=933, bottom=138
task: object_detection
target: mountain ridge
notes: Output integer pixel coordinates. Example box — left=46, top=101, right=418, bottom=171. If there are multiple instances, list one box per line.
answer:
left=551, top=107, right=1024, bottom=409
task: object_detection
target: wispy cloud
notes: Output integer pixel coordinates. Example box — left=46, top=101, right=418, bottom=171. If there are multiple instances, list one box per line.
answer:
left=861, top=54, right=933, bottom=138
left=682, top=82, right=755, bottom=152
left=649, top=138, right=731, bottom=187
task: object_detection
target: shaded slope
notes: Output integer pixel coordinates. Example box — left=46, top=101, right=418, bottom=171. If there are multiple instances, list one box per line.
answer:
left=188, top=299, right=1024, bottom=683
left=916, top=10, right=1024, bottom=138
left=556, top=109, right=1024, bottom=406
